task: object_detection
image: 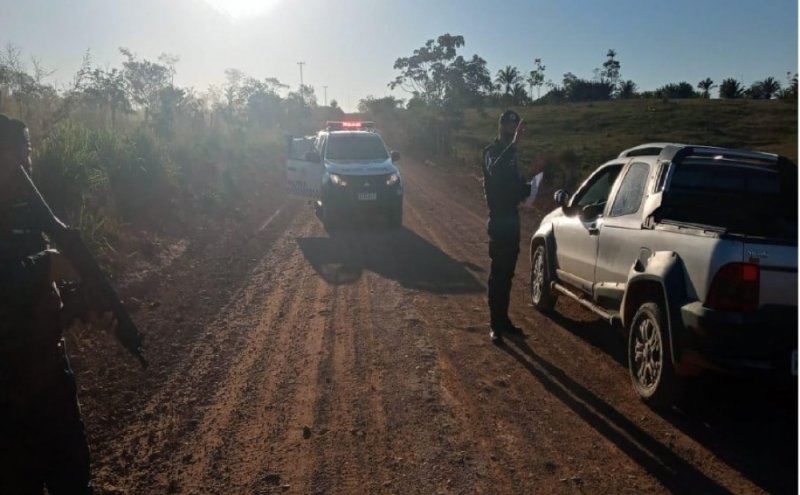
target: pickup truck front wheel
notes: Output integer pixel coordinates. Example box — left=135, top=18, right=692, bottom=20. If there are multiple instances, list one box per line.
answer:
left=531, top=244, right=557, bottom=311
left=628, top=302, right=681, bottom=408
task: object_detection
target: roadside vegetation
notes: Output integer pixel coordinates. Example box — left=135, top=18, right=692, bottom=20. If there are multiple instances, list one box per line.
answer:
left=0, top=35, right=796, bottom=266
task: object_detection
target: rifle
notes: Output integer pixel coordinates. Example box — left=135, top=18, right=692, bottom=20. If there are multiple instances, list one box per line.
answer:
left=16, top=165, right=148, bottom=368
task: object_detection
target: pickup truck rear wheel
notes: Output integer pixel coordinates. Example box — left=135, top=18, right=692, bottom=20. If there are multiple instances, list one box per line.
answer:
left=628, top=302, right=681, bottom=408
left=531, top=244, right=557, bottom=311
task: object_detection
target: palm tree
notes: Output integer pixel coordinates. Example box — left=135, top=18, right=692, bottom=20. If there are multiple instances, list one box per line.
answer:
left=617, top=80, right=638, bottom=99
left=758, top=77, right=781, bottom=99
left=719, top=78, right=744, bottom=99
left=697, top=78, right=716, bottom=98
left=511, top=83, right=530, bottom=105
left=495, top=66, right=522, bottom=96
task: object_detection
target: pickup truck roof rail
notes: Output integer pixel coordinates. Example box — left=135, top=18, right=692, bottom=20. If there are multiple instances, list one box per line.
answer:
left=658, top=144, right=782, bottom=166
left=618, top=143, right=683, bottom=158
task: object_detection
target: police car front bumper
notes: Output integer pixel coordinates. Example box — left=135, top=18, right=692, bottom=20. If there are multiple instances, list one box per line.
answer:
left=322, top=175, right=403, bottom=217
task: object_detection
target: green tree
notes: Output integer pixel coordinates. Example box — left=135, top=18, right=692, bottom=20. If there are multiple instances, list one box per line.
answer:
left=511, top=83, right=530, bottom=105
left=756, top=77, right=781, bottom=99
left=697, top=78, right=716, bottom=98
left=358, top=95, right=404, bottom=115
left=119, top=48, right=170, bottom=122
left=719, top=78, right=744, bottom=98
left=778, top=72, right=798, bottom=100
left=601, top=49, right=621, bottom=86
left=495, top=65, right=522, bottom=97
left=526, top=58, right=546, bottom=100
left=616, top=80, right=638, bottom=99
left=444, top=54, right=493, bottom=107
left=78, top=64, right=132, bottom=130
left=389, top=33, right=465, bottom=106
left=656, top=82, right=698, bottom=99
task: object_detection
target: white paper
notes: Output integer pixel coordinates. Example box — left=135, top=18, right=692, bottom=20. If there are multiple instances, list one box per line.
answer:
left=523, top=172, right=544, bottom=208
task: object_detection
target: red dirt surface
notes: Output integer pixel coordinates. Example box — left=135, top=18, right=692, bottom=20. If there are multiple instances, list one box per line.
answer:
left=66, top=159, right=797, bottom=494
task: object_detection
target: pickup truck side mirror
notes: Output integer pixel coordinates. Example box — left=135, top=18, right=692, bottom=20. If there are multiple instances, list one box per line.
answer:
left=391, top=150, right=401, bottom=162
left=554, top=190, right=570, bottom=207
left=304, top=151, right=322, bottom=163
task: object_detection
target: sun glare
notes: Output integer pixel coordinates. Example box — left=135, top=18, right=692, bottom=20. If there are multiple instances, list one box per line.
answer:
left=204, top=0, right=282, bottom=19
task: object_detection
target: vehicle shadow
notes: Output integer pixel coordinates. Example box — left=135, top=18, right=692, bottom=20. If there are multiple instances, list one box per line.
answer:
left=501, top=337, right=732, bottom=494
left=296, top=226, right=485, bottom=294
left=543, top=308, right=798, bottom=495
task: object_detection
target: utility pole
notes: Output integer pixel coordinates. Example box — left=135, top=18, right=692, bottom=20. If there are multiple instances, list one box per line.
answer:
left=323, top=86, right=328, bottom=106
left=297, top=61, right=306, bottom=89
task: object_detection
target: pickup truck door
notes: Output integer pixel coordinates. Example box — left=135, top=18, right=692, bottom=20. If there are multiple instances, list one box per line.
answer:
left=286, top=136, right=323, bottom=199
left=555, top=163, right=624, bottom=294
left=594, top=161, right=653, bottom=308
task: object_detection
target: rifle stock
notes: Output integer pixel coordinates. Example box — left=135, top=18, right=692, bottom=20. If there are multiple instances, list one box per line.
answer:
left=17, top=165, right=148, bottom=368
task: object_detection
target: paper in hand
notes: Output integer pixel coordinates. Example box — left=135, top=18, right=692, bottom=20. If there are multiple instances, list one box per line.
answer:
left=523, top=172, right=544, bottom=208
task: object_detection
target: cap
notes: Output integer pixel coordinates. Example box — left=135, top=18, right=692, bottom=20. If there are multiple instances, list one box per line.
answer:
left=499, top=109, right=520, bottom=124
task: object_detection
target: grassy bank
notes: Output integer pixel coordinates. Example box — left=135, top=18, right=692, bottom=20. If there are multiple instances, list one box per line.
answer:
left=449, top=99, right=797, bottom=187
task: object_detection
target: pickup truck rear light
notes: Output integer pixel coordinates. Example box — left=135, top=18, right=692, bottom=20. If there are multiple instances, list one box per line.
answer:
left=706, top=263, right=760, bottom=312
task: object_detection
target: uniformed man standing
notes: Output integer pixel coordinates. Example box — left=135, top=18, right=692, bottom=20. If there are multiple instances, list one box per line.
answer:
left=482, top=110, right=544, bottom=344
left=0, top=115, right=94, bottom=494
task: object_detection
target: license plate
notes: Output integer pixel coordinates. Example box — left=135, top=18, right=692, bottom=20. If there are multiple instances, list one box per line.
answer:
left=792, top=351, right=797, bottom=376
left=358, top=192, right=377, bottom=201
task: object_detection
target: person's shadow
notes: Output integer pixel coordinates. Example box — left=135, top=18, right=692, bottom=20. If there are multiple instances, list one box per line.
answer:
left=499, top=335, right=733, bottom=495
left=297, top=227, right=484, bottom=294
left=537, top=308, right=798, bottom=494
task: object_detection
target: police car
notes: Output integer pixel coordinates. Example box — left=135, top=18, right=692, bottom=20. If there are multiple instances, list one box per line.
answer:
left=286, top=121, right=403, bottom=229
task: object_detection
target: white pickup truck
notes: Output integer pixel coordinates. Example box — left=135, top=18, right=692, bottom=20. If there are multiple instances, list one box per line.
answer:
left=530, top=143, right=798, bottom=406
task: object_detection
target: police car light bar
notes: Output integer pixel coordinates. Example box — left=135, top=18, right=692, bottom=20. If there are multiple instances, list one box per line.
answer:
left=326, top=121, right=376, bottom=131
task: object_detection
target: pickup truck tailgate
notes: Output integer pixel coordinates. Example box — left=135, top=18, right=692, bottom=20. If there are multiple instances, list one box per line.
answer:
left=744, top=241, right=798, bottom=307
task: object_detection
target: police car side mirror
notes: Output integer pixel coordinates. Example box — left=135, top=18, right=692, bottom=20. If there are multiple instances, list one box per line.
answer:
left=304, top=151, right=321, bottom=163
left=554, top=190, right=570, bottom=207
left=391, top=151, right=401, bottom=162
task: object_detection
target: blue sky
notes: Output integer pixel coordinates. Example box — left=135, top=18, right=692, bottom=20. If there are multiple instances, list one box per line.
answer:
left=0, top=0, right=796, bottom=110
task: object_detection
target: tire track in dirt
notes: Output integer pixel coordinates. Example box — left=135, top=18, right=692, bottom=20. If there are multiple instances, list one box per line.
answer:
left=172, top=210, right=323, bottom=492
left=94, top=201, right=304, bottom=491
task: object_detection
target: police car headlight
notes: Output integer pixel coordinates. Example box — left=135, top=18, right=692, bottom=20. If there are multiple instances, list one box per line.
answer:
left=386, top=173, right=400, bottom=186
left=330, top=173, right=348, bottom=187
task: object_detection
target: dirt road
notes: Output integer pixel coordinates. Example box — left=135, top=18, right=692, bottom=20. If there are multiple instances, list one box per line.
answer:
left=70, top=159, right=796, bottom=494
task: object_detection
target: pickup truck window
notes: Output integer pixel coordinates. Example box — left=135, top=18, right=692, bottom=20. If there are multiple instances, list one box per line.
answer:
left=573, top=165, right=622, bottom=208
left=610, top=162, right=649, bottom=217
left=662, top=162, right=797, bottom=239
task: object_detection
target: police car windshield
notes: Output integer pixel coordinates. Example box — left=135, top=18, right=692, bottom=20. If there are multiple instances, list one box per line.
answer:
left=326, top=134, right=389, bottom=161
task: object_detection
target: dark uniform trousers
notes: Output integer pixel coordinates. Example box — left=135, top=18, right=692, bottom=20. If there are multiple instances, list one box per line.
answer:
left=487, top=215, right=521, bottom=331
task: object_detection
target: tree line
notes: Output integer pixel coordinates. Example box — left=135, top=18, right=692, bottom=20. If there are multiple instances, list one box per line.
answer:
left=381, top=33, right=798, bottom=109
left=0, top=43, right=340, bottom=140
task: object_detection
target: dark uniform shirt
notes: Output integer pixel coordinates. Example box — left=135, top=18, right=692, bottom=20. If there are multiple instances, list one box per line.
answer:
left=482, top=139, right=531, bottom=219
left=0, top=192, right=57, bottom=396
left=0, top=192, right=50, bottom=307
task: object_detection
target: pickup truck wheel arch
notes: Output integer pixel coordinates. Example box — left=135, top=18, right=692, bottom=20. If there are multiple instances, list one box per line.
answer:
left=627, top=301, right=683, bottom=407
left=622, top=251, right=691, bottom=366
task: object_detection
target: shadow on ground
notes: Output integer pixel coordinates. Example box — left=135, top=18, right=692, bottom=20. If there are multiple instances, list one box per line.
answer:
left=501, top=336, right=733, bottom=494
left=542, top=307, right=798, bottom=495
left=297, top=226, right=484, bottom=294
